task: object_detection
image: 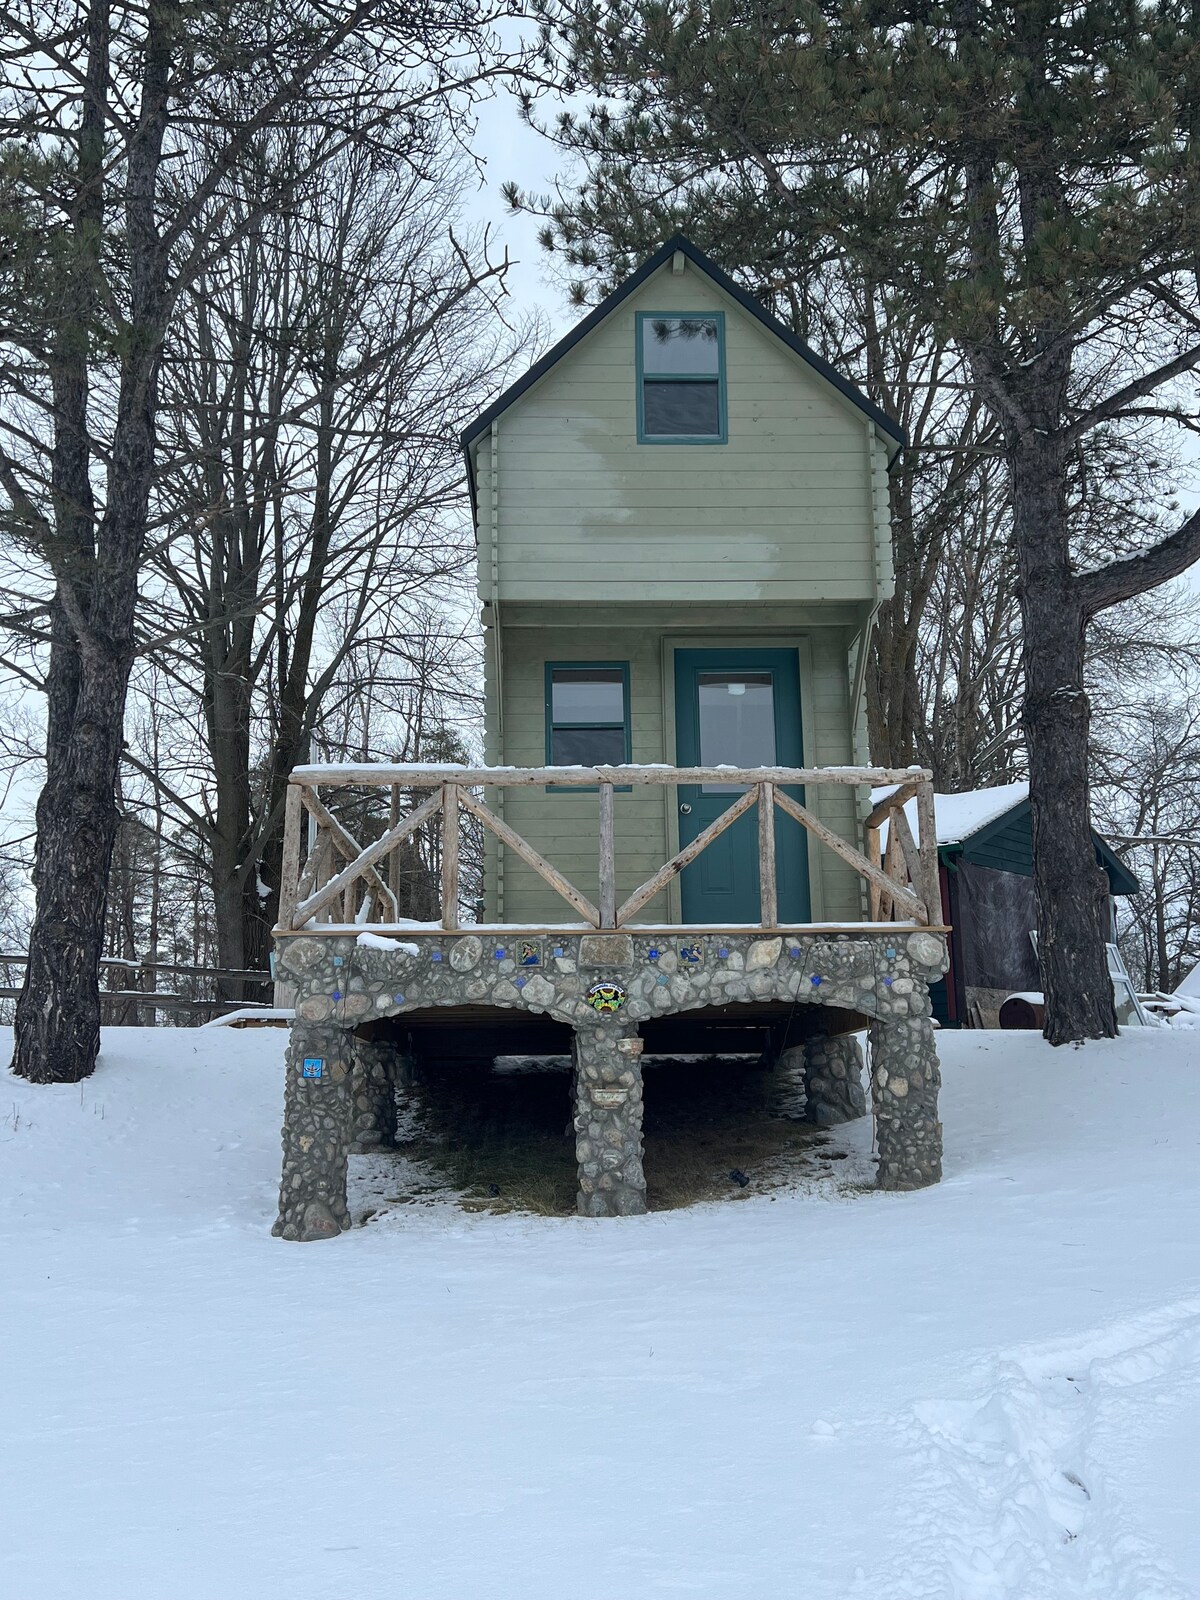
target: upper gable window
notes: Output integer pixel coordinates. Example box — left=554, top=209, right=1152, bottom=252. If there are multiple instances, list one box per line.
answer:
left=637, top=312, right=726, bottom=443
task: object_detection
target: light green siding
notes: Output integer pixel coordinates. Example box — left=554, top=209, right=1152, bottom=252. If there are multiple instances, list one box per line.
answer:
left=473, top=260, right=889, bottom=605
left=482, top=606, right=866, bottom=925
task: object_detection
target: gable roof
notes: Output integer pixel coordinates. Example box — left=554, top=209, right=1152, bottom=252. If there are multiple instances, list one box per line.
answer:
left=461, top=235, right=906, bottom=479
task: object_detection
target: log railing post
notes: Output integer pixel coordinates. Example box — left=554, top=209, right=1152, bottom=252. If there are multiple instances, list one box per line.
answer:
left=865, top=824, right=882, bottom=921
left=388, top=783, right=400, bottom=896
left=758, top=781, right=777, bottom=928
left=441, top=782, right=460, bottom=930
left=881, top=822, right=902, bottom=922
left=916, top=779, right=939, bottom=927
left=279, top=783, right=304, bottom=931
left=598, top=782, right=616, bottom=928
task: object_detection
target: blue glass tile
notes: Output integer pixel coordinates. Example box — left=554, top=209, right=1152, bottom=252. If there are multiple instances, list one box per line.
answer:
left=494, top=948, right=506, bottom=959
left=332, top=990, right=341, bottom=1001
left=393, top=994, right=405, bottom=1004
left=810, top=975, right=822, bottom=987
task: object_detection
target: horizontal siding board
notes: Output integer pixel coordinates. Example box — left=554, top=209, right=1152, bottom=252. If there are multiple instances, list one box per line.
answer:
left=495, top=581, right=876, bottom=600
left=497, top=556, right=870, bottom=577
left=490, top=485, right=872, bottom=510
left=495, top=501, right=869, bottom=522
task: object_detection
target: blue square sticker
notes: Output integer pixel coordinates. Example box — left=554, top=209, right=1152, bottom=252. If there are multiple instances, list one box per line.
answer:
left=302, top=1057, right=325, bottom=1079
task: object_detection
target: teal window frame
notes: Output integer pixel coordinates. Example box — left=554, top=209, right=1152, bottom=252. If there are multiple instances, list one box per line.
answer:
left=636, top=310, right=727, bottom=445
left=544, top=661, right=632, bottom=792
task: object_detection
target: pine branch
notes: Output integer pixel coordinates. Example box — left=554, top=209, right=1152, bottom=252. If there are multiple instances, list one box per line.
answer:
left=1076, top=506, right=1200, bottom=618
left=1066, top=342, right=1200, bottom=442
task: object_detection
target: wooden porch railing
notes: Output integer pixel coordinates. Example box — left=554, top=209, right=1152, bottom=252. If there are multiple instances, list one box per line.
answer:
left=275, top=764, right=941, bottom=933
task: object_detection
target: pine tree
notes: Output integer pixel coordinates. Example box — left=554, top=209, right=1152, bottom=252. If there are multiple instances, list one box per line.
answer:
left=523, top=0, right=1200, bottom=1043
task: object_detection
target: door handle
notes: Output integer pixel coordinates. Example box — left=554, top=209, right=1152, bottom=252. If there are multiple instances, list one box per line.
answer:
left=679, top=803, right=692, bottom=814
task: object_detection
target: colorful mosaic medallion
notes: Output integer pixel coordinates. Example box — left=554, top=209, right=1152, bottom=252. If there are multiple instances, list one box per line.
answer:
left=678, top=940, right=703, bottom=966
left=518, top=939, right=541, bottom=967
left=585, top=981, right=627, bottom=1015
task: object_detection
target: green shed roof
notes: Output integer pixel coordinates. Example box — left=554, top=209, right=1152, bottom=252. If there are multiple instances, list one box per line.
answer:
left=943, top=795, right=1140, bottom=897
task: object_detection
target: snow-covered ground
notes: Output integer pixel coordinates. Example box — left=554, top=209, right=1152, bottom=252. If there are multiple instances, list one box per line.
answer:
left=2, top=1025, right=1198, bottom=1600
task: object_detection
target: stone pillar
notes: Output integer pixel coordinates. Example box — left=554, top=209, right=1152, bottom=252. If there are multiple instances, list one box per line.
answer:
left=349, top=1035, right=398, bottom=1154
left=272, top=1020, right=356, bottom=1240
left=572, top=1024, right=647, bottom=1217
left=803, top=1031, right=868, bottom=1126
left=869, top=1011, right=942, bottom=1190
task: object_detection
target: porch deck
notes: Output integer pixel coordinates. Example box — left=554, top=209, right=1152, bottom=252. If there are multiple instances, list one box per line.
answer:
left=271, top=764, right=950, bottom=1238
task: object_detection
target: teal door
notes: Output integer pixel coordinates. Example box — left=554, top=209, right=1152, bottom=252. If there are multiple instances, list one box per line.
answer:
left=674, top=649, right=811, bottom=924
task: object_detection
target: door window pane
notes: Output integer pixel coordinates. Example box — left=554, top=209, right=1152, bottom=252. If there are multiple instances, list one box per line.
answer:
left=698, top=672, right=775, bottom=791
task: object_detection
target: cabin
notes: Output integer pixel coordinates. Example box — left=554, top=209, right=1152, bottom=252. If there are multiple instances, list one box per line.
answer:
left=269, top=238, right=952, bottom=1240
left=465, top=235, right=901, bottom=928
left=877, top=782, right=1139, bottom=1027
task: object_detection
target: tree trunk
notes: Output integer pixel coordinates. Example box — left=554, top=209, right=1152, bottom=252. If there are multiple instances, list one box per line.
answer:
left=12, top=640, right=133, bottom=1079
left=1011, top=436, right=1116, bottom=1044
left=866, top=594, right=923, bottom=767
left=11, top=0, right=171, bottom=1081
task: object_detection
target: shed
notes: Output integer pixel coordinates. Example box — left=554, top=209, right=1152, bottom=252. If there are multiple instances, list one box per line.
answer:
left=878, top=783, right=1140, bottom=1027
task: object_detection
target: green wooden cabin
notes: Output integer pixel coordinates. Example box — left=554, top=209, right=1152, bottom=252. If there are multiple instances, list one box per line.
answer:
left=462, top=237, right=905, bottom=927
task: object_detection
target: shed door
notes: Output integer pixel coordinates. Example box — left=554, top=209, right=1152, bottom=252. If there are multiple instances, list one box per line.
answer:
left=673, top=649, right=810, bottom=924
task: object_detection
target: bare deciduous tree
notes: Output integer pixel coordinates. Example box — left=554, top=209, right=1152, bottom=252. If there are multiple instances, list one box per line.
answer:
left=0, top=0, right=528, bottom=1079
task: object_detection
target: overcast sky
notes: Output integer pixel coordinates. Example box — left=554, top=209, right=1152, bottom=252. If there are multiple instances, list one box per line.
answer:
left=465, top=84, right=580, bottom=342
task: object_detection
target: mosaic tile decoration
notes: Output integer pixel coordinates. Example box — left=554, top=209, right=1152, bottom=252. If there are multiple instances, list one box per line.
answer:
left=585, top=981, right=627, bottom=1014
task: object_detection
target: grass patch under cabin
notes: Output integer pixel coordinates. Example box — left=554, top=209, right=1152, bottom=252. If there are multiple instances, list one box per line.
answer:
left=371, top=1053, right=852, bottom=1217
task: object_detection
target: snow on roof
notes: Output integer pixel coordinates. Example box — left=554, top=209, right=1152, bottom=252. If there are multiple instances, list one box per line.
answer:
left=1177, top=960, right=1200, bottom=999
left=871, top=781, right=1029, bottom=847
left=928, top=783, right=1030, bottom=845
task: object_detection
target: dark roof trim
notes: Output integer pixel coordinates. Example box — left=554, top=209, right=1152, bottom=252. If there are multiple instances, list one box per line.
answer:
left=461, top=235, right=906, bottom=465
left=1097, top=837, right=1142, bottom=898
left=938, top=796, right=1141, bottom=897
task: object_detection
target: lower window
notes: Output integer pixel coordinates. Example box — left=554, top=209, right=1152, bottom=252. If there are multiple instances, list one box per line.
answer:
left=545, top=663, right=631, bottom=770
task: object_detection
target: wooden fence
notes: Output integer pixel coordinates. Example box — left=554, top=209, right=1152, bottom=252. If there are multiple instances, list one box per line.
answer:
left=0, top=954, right=272, bottom=1017
left=276, top=763, right=941, bottom=933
